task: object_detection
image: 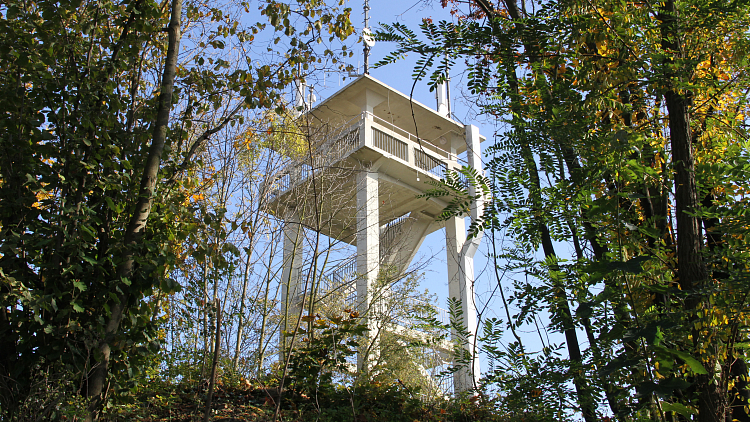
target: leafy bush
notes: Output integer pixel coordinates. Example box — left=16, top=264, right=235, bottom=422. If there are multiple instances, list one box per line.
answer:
left=285, top=311, right=366, bottom=395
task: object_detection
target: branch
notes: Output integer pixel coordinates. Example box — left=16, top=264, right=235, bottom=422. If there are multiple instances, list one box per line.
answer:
left=474, top=0, right=496, bottom=18
left=165, top=103, right=244, bottom=184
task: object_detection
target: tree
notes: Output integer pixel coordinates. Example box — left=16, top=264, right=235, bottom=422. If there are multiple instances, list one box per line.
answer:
left=376, top=0, right=750, bottom=420
left=0, top=0, right=354, bottom=418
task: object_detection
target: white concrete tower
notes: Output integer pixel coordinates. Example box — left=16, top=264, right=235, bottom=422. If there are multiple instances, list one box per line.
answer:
left=268, top=75, right=484, bottom=393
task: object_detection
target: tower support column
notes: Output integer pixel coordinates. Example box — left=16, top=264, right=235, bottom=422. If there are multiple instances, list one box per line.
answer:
left=280, top=211, right=304, bottom=361
left=446, top=216, right=479, bottom=392
left=356, top=168, right=380, bottom=370
left=446, top=124, right=483, bottom=393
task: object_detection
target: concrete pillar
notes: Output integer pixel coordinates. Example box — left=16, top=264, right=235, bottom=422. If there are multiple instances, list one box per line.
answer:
left=356, top=168, right=380, bottom=370
left=465, top=125, right=483, bottom=218
left=280, top=212, right=304, bottom=361
left=446, top=124, right=483, bottom=393
left=446, top=215, right=478, bottom=392
left=354, top=88, right=386, bottom=116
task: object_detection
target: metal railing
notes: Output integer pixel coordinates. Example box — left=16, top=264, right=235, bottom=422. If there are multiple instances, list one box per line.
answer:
left=267, top=125, right=360, bottom=201
left=415, top=148, right=448, bottom=179
left=270, top=172, right=291, bottom=199
left=373, top=128, right=408, bottom=161
left=321, top=259, right=358, bottom=307
left=323, top=126, right=360, bottom=165
left=296, top=260, right=357, bottom=308
left=379, top=214, right=410, bottom=257
left=368, top=111, right=455, bottom=181
left=296, top=259, right=449, bottom=328
left=366, top=112, right=454, bottom=161
left=443, top=168, right=470, bottom=189
left=267, top=110, right=466, bottom=201
left=399, top=296, right=450, bottom=327
left=323, top=259, right=357, bottom=289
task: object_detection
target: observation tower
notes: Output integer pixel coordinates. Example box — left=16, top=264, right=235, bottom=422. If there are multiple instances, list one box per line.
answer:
left=266, top=74, right=484, bottom=393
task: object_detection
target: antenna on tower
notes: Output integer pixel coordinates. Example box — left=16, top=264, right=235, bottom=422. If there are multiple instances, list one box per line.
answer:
left=362, top=0, right=374, bottom=75
left=293, top=63, right=306, bottom=117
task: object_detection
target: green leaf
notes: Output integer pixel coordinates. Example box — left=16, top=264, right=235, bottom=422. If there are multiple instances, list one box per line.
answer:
left=72, top=302, right=84, bottom=313
left=73, top=280, right=87, bottom=292
left=602, top=354, right=633, bottom=376
left=576, top=301, right=595, bottom=319
left=105, top=197, right=117, bottom=212
left=644, top=283, right=671, bottom=294
left=638, top=226, right=662, bottom=239
left=653, top=345, right=708, bottom=374
left=608, top=256, right=650, bottom=274
left=661, top=402, right=696, bottom=417
left=670, top=349, right=708, bottom=375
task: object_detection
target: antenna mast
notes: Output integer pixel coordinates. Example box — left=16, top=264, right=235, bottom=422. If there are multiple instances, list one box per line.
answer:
left=363, top=0, right=370, bottom=75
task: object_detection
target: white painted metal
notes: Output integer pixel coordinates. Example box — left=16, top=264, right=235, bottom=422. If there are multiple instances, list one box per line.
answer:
left=363, top=0, right=371, bottom=74
left=293, top=79, right=306, bottom=116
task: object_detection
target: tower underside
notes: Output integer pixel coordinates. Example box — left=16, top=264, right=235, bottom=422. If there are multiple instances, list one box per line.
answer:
left=265, top=118, right=458, bottom=245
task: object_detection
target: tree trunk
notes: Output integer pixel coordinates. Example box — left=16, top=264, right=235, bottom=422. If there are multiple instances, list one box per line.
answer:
left=201, top=263, right=210, bottom=378
left=659, top=1, right=723, bottom=420
left=85, top=0, right=181, bottom=418
left=256, top=252, right=275, bottom=376
left=493, top=18, right=596, bottom=419
left=233, top=247, right=253, bottom=369
left=203, top=299, right=222, bottom=422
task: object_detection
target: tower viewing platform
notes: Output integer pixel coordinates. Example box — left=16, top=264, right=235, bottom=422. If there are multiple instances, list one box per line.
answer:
left=266, top=75, right=481, bottom=243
